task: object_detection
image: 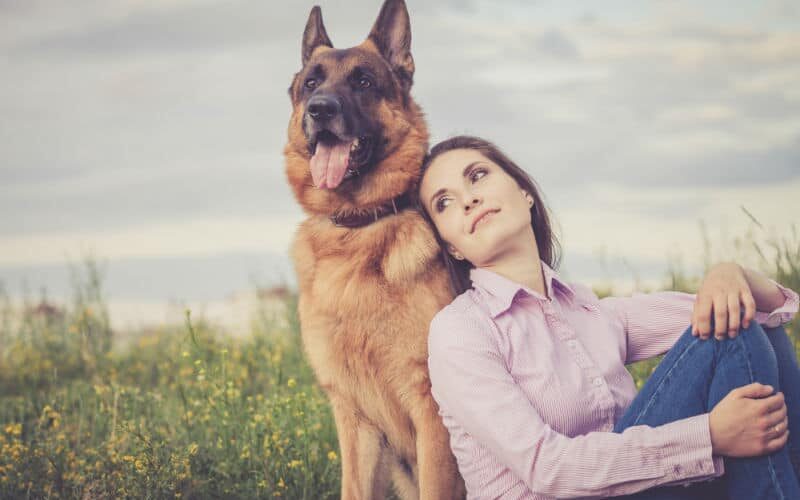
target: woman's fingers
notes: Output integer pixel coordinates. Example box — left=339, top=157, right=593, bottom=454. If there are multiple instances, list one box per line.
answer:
left=727, top=293, right=741, bottom=337
left=764, top=404, right=787, bottom=426
left=762, top=392, right=786, bottom=413
left=765, top=429, right=789, bottom=453
left=694, top=289, right=755, bottom=340
left=714, top=294, right=729, bottom=338
left=741, top=290, right=756, bottom=329
left=694, top=296, right=713, bottom=338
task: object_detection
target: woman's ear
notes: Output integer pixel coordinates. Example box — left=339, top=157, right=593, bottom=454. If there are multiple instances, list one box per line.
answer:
left=446, top=244, right=465, bottom=260
left=521, top=189, right=534, bottom=207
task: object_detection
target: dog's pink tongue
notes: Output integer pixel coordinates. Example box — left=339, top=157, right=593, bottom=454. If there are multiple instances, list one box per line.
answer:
left=310, top=141, right=350, bottom=189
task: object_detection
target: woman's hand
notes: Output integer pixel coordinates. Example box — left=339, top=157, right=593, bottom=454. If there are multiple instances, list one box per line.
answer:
left=709, top=383, right=789, bottom=457
left=692, top=262, right=756, bottom=340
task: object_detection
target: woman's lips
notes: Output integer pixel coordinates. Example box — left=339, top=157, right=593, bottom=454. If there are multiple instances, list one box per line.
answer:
left=470, top=209, right=500, bottom=233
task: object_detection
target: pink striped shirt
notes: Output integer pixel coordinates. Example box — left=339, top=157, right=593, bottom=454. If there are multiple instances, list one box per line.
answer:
left=427, top=261, right=799, bottom=499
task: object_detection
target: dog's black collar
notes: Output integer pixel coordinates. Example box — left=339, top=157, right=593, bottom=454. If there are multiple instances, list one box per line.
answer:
left=330, top=192, right=413, bottom=228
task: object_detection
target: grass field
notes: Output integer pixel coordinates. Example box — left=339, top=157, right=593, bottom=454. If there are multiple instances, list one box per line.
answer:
left=1, top=232, right=797, bottom=499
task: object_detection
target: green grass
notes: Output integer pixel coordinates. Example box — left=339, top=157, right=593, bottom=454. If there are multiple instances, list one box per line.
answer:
left=0, top=227, right=797, bottom=498
left=0, top=267, right=340, bottom=499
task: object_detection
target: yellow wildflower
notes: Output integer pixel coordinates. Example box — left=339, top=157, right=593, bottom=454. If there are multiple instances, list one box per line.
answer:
left=328, top=451, right=338, bottom=461
left=4, top=423, right=21, bottom=436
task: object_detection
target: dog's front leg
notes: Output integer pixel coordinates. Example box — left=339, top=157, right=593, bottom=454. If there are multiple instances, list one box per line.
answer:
left=330, top=396, right=388, bottom=500
left=414, top=406, right=466, bottom=500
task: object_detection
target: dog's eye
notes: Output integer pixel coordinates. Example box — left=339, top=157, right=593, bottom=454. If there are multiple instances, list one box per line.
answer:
left=304, top=78, right=318, bottom=89
left=358, top=77, right=372, bottom=89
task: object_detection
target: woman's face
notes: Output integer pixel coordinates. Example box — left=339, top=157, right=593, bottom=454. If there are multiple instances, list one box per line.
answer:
left=419, top=148, right=535, bottom=267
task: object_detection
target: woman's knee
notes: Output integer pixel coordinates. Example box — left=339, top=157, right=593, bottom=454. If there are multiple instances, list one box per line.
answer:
left=732, top=319, right=772, bottom=351
left=721, top=320, right=780, bottom=380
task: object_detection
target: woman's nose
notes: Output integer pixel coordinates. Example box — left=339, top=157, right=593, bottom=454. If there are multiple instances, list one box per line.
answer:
left=464, top=196, right=481, bottom=211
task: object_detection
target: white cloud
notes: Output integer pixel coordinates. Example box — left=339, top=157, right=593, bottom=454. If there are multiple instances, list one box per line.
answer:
left=554, top=178, right=800, bottom=265
left=477, top=63, right=609, bottom=90
left=0, top=214, right=303, bottom=267
left=656, top=104, right=738, bottom=125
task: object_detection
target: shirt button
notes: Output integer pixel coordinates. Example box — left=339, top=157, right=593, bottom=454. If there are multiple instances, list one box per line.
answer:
left=567, top=340, right=577, bottom=349
left=593, top=377, right=603, bottom=386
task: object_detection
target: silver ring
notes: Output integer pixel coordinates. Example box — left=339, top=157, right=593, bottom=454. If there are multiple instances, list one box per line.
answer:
left=774, top=424, right=781, bottom=434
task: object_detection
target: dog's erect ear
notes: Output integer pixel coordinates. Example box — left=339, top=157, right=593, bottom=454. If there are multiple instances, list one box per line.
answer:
left=302, top=6, right=333, bottom=66
left=368, top=0, right=414, bottom=87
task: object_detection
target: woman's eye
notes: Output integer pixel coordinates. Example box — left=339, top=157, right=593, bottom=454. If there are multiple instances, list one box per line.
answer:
left=304, top=78, right=318, bottom=89
left=470, top=168, right=487, bottom=182
left=435, top=197, right=451, bottom=212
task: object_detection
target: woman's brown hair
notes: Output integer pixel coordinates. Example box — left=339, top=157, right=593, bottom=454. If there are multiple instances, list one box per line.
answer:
left=414, top=135, right=561, bottom=295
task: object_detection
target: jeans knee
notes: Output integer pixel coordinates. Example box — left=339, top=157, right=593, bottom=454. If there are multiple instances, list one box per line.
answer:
left=724, top=320, right=779, bottom=366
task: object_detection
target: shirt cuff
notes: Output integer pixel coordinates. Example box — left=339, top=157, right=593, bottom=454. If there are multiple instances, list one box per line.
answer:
left=650, top=413, right=721, bottom=485
left=755, top=280, right=799, bottom=328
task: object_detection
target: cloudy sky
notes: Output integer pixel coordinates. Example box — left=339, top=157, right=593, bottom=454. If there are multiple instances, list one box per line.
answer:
left=2, top=0, right=799, bottom=325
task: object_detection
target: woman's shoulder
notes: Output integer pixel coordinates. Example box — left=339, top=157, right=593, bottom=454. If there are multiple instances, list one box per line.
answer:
left=564, top=280, right=599, bottom=301
left=431, top=291, right=480, bottom=330
left=429, top=291, right=496, bottom=352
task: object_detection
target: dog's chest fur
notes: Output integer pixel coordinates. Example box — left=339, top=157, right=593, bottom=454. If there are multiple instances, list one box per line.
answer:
left=291, top=211, right=451, bottom=426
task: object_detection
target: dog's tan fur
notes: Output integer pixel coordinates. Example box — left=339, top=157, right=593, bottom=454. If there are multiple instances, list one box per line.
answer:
left=283, top=2, right=466, bottom=498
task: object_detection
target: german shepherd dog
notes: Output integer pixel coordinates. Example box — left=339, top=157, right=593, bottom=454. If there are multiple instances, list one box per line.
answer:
left=284, top=0, right=466, bottom=498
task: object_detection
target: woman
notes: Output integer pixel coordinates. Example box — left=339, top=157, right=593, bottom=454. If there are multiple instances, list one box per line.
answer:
left=415, top=135, right=800, bottom=499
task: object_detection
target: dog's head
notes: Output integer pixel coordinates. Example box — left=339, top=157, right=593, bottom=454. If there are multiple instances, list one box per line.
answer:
left=285, top=0, right=428, bottom=216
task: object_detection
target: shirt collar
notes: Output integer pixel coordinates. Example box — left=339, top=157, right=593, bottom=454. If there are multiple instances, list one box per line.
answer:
left=469, top=261, right=577, bottom=318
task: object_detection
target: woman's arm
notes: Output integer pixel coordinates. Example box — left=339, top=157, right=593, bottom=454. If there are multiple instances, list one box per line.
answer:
left=744, top=266, right=788, bottom=312
left=584, top=268, right=797, bottom=364
left=427, top=308, right=722, bottom=498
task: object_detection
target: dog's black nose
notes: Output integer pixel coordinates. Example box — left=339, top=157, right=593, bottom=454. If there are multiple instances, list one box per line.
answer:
left=307, top=95, right=341, bottom=122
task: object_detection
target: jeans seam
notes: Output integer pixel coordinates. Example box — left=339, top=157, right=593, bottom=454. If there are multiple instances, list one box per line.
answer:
left=631, top=338, right=700, bottom=427
left=738, top=328, right=785, bottom=500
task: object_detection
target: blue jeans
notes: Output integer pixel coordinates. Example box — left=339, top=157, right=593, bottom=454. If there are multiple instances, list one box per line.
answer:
left=611, top=322, right=800, bottom=500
